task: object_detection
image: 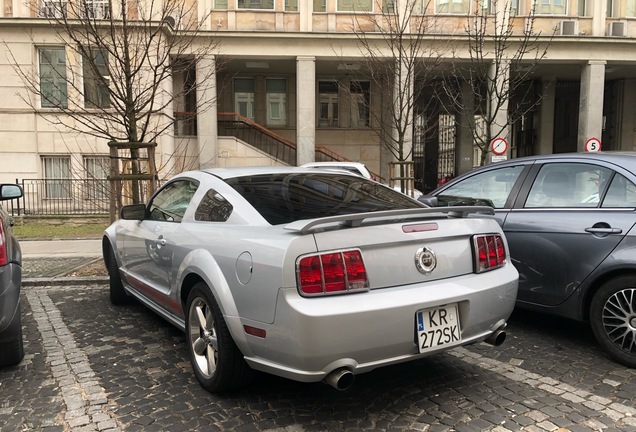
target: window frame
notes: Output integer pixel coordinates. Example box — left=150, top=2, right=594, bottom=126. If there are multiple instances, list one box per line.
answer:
left=318, top=80, right=340, bottom=128
left=337, top=0, right=373, bottom=12
left=266, top=78, right=287, bottom=127
left=42, top=155, right=72, bottom=199
left=83, top=156, right=110, bottom=200
left=237, top=0, right=275, bottom=9
left=83, top=49, right=111, bottom=109
left=349, top=80, right=371, bottom=128
left=38, top=46, right=68, bottom=109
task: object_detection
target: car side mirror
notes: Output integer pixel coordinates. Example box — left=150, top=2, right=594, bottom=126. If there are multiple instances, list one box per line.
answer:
left=120, top=204, right=147, bottom=220
left=417, top=196, right=438, bottom=207
left=0, top=184, right=23, bottom=201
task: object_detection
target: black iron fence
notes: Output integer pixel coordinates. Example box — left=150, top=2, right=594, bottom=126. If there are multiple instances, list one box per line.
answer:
left=10, top=178, right=111, bottom=216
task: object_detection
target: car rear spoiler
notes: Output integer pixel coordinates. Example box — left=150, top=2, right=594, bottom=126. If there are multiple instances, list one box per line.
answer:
left=284, top=206, right=495, bottom=234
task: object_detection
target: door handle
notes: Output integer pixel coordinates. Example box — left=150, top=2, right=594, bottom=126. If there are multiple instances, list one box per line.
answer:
left=585, top=227, right=622, bottom=235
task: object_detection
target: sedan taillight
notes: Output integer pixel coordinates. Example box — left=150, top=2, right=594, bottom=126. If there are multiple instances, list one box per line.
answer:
left=473, top=234, right=507, bottom=273
left=0, top=223, right=7, bottom=266
left=297, top=249, right=369, bottom=296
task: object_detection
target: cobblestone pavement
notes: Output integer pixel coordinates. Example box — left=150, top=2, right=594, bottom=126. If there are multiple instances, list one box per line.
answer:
left=1, top=282, right=636, bottom=432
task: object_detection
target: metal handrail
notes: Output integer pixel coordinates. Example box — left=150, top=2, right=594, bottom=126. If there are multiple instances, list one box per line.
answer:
left=315, top=146, right=385, bottom=183
left=217, top=112, right=296, bottom=165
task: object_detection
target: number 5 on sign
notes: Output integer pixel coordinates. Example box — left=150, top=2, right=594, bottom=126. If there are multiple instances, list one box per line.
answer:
left=585, top=138, right=602, bottom=152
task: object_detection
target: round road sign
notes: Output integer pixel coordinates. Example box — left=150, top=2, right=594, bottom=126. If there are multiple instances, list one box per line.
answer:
left=491, top=138, right=509, bottom=156
left=585, top=138, right=602, bottom=152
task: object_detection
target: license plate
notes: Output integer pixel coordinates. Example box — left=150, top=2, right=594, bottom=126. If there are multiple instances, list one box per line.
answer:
left=416, top=304, right=461, bottom=352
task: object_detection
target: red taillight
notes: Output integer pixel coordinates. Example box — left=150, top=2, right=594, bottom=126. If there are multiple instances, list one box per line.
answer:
left=474, top=234, right=507, bottom=273
left=0, top=223, right=7, bottom=266
left=297, top=249, right=369, bottom=296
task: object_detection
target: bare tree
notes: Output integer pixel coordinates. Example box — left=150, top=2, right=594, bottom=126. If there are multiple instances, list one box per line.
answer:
left=442, top=0, right=553, bottom=166
left=340, top=0, right=446, bottom=193
left=6, top=0, right=220, bottom=208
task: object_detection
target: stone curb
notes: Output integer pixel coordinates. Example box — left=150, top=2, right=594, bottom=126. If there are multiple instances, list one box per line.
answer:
left=23, top=276, right=109, bottom=287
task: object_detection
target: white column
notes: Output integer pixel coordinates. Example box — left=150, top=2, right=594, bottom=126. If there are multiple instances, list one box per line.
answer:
left=197, top=56, right=218, bottom=169
left=299, top=0, right=312, bottom=32
left=12, top=0, right=21, bottom=16
left=199, top=0, right=212, bottom=30
left=578, top=60, right=605, bottom=152
left=591, top=0, right=606, bottom=36
left=296, top=56, right=315, bottom=165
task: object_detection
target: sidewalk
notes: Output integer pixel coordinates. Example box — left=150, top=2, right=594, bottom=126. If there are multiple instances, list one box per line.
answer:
left=20, top=238, right=102, bottom=258
left=21, top=238, right=108, bottom=286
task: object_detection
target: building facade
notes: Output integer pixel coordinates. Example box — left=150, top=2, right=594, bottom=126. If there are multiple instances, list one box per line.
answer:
left=2, top=0, right=636, bottom=204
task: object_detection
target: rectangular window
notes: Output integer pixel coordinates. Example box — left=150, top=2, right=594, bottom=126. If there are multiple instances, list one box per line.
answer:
left=337, top=0, right=373, bottom=12
left=83, top=50, right=110, bottom=109
left=627, top=0, right=636, bottom=16
left=237, top=0, right=274, bottom=9
left=385, top=0, right=423, bottom=14
left=234, top=78, right=255, bottom=120
left=84, top=156, right=110, bottom=200
left=39, top=47, right=68, bottom=108
left=314, top=0, right=326, bottom=11
left=382, top=0, right=396, bottom=13
left=533, top=0, right=567, bottom=14
left=40, top=0, right=67, bottom=17
left=318, top=81, right=339, bottom=127
left=266, top=78, right=287, bottom=126
left=435, top=0, right=470, bottom=13
left=83, top=0, right=110, bottom=18
left=578, top=0, right=585, bottom=15
left=286, top=0, right=298, bottom=11
left=214, top=0, right=229, bottom=9
left=350, top=81, right=370, bottom=127
left=42, top=156, right=71, bottom=199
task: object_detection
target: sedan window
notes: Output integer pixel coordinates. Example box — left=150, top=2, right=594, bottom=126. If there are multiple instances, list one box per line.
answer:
left=148, top=180, right=199, bottom=222
left=602, top=174, right=636, bottom=208
left=525, top=163, right=612, bottom=208
left=437, top=166, right=524, bottom=208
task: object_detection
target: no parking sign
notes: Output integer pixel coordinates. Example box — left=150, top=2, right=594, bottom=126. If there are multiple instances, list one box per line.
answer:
left=585, top=138, right=602, bottom=152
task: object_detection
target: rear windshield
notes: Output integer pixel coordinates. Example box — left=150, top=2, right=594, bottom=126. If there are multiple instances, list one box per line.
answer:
left=226, top=173, right=422, bottom=225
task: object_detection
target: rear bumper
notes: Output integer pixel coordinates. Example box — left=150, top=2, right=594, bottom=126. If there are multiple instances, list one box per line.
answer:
left=236, top=263, right=518, bottom=382
left=0, top=262, right=22, bottom=336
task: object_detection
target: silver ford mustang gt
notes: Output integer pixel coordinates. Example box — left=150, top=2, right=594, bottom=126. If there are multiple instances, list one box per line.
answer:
left=103, top=166, right=518, bottom=393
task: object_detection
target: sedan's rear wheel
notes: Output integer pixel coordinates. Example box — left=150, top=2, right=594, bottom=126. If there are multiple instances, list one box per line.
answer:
left=590, top=276, right=636, bottom=368
left=185, top=282, right=253, bottom=392
left=0, top=300, right=24, bottom=367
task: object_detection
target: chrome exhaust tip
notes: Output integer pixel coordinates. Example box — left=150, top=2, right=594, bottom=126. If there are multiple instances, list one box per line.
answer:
left=323, top=368, right=355, bottom=391
left=484, top=329, right=507, bottom=346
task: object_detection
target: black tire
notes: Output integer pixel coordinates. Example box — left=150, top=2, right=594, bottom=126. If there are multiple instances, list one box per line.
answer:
left=590, top=275, right=636, bottom=368
left=185, top=282, right=253, bottom=393
left=0, top=300, right=24, bottom=367
left=106, top=245, right=128, bottom=305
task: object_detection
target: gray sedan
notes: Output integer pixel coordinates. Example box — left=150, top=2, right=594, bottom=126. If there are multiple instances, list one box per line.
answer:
left=421, top=152, right=636, bottom=369
left=103, top=167, right=518, bottom=393
left=0, top=184, right=24, bottom=367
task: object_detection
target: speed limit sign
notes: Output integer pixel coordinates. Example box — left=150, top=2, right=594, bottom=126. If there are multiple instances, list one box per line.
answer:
left=585, top=138, right=602, bottom=152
